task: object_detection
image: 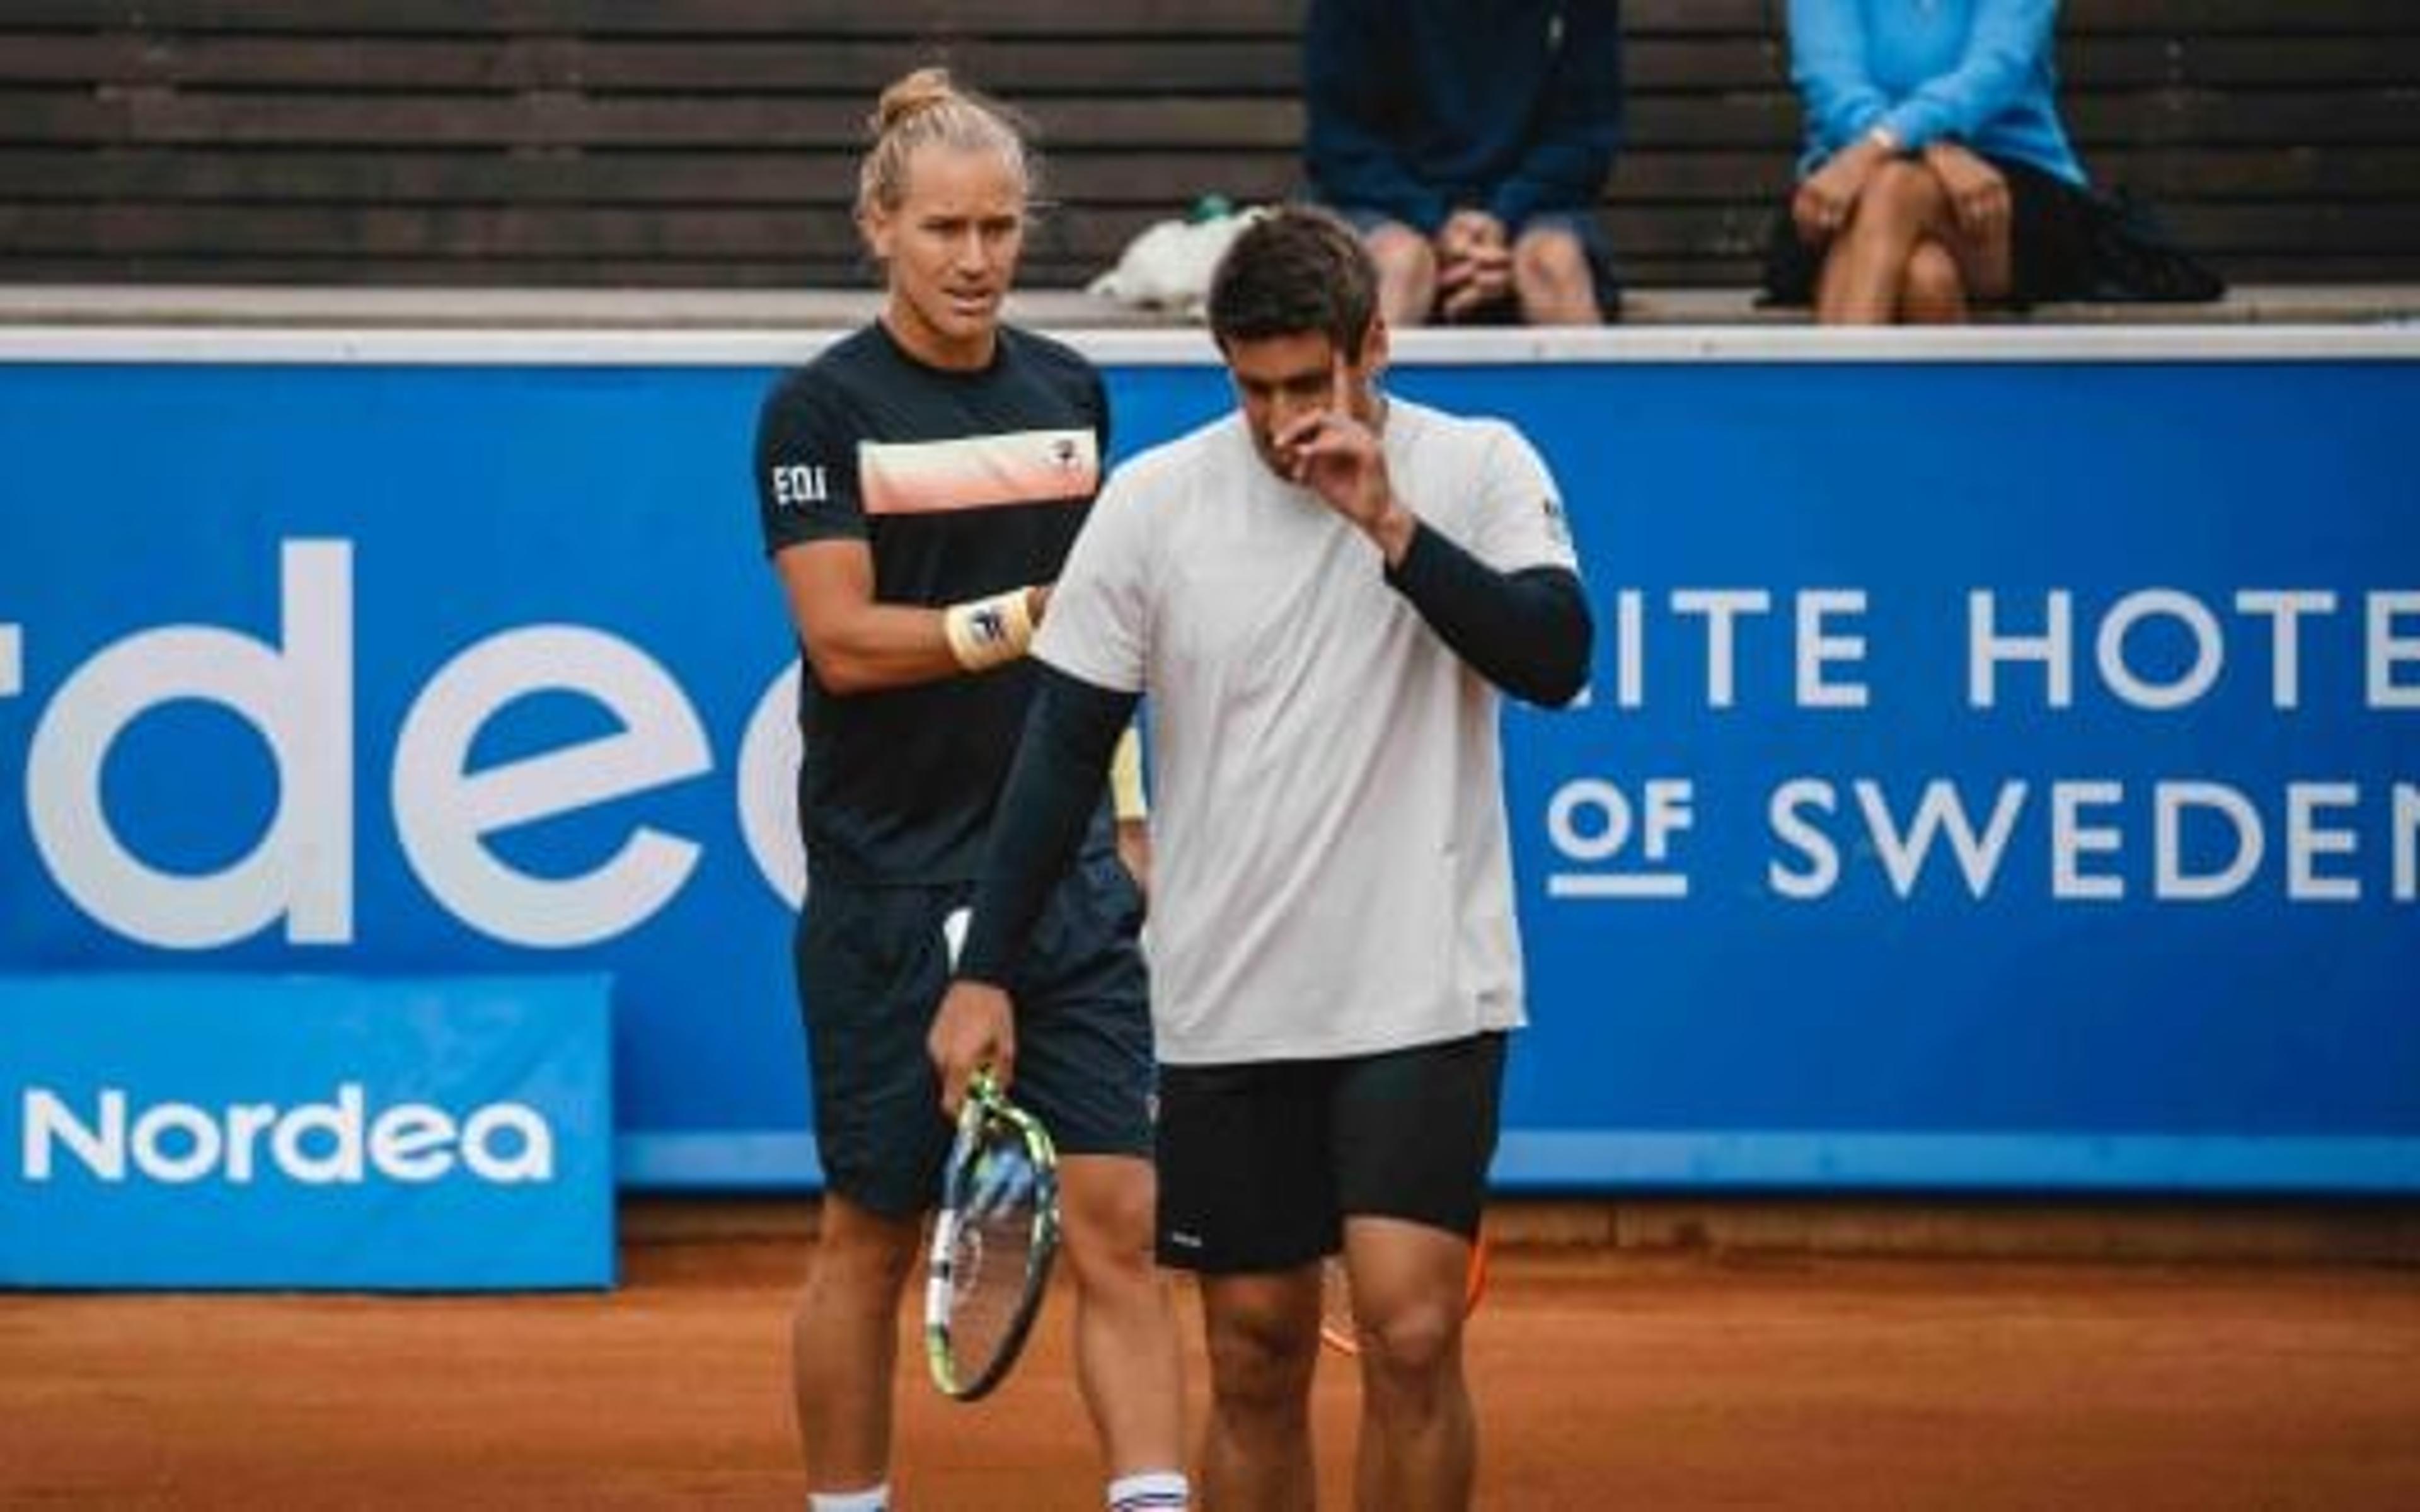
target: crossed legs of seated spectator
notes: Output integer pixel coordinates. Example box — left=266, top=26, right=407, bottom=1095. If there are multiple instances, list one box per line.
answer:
left=1816, top=160, right=2012, bottom=324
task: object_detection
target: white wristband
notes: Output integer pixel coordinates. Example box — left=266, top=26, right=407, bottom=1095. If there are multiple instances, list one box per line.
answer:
left=942, top=587, right=1037, bottom=672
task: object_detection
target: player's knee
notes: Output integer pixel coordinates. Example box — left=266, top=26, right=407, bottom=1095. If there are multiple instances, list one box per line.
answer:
left=1356, top=1294, right=1462, bottom=1386
left=813, top=1198, right=919, bottom=1283
left=1059, top=1167, right=1158, bottom=1288
left=1205, top=1304, right=1319, bottom=1409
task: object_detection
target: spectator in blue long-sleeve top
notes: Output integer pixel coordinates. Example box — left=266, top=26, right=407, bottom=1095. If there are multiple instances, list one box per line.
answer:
left=1764, top=0, right=2098, bottom=323
left=1305, top=0, right=1623, bottom=326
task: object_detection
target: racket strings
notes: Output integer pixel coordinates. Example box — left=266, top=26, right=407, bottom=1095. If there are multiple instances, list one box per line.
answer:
left=935, top=1116, right=1046, bottom=1383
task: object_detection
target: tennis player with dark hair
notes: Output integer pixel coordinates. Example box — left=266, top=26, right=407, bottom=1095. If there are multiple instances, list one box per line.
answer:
left=931, top=205, right=1592, bottom=1510
left=752, top=67, right=1186, bottom=1512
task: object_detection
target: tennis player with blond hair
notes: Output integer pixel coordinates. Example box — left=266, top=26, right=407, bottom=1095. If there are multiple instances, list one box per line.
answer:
left=752, top=68, right=1185, bottom=1512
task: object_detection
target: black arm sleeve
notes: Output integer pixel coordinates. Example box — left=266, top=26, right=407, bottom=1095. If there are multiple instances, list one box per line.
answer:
left=1383, top=521, right=1594, bottom=706
left=957, top=664, right=1142, bottom=987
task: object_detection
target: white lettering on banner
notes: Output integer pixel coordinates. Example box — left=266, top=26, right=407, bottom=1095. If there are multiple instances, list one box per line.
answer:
left=21, top=1084, right=554, bottom=1185
left=1768, top=779, right=2027, bottom=900
left=737, top=662, right=807, bottom=910
left=1797, top=590, right=1870, bottom=709
left=8, top=547, right=2410, bottom=948
left=2235, top=590, right=2336, bottom=707
left=1669, top=589, right=1772, bottom=709
left=1595, top=588, right=1874, bottom=710
left=23, top=541, right=354, bottom=948
left=1969, top=588, right=2420, bottom=712
left=2370, top=593, right=2420, bottom=709
left=1545, top=778, right=1693, bottom=898
left=392, top=625, right=712, bottom=948
left=2399, top=784, right=2420, bottom=900
left=1969, top=591, right=2075, bottom=709
left=1753, top=779, right=2420, bottom=903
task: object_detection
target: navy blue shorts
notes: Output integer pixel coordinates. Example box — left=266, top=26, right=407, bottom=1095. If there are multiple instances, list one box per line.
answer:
left=794, top=851, right=1153, bottom=1220
left=1153, top=1031, right=1507, bottom=1274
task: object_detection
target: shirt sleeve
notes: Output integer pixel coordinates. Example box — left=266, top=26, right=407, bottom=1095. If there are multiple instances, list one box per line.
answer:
left=753, top=374, right=865, bottom=558
left=1465, top=423, right=1583, bottom=578
left=1490, top=0, right=1625, bottom=231
left=1874, top=0, right=2059, bottom=152
left=1032, top=462, right=1153, bottom=694
left=1789, top=0, right=1893, bottom=163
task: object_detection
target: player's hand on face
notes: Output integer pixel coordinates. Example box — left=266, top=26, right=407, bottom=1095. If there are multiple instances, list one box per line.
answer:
left=928, top=980, right=1016, bottom=1118
left=1274, top=352, right=1392, bottom=528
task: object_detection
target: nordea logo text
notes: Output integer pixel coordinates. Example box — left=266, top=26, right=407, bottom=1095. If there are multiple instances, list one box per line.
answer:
left=21, top=1084, right=555, bottom=1186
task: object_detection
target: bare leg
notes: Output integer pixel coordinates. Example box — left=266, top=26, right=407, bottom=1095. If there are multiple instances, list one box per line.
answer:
left=1899, top=239, right=1971, bottom=323
left=1199, top=1268, right=1323, bottom=1511
left=1058, top=1153, right=1188, bottom=1479
left=1364, top=222, right=1439, bottom=328
left=1814, top=161, right=1956, bottom=325
left=1344, top=1217, right=1477, bottom=1512
left=792, top=1194, right=920, bottom=1495
left=1511, top=226, right=1605, bottom=324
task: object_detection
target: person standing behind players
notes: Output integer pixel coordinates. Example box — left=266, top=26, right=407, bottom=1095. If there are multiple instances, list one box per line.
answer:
left=930, top=207, right=1593, bottom=1511
left=751, top=68, right=1187, bottom=1512
left=1305, top=0, right=1625, bottom=326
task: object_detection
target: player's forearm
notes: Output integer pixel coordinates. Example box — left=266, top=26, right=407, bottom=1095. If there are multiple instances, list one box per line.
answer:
left=958, top=665, right=1141, bottom=985
left=1384, top=523, right=1593, bottom=706
left=788, top=586, right=1044, bottom=697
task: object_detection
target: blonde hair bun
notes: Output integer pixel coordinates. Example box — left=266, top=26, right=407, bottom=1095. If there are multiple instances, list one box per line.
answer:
left=856, top=67, right=1035, bottom=219
left=870, top=66, right=957, bottom=139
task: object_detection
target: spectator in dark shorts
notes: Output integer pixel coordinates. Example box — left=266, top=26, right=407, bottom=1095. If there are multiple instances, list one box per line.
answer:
left=751, top=66, right=1187, bottom=1512
left=1305, top=0, right=1625, bottom=326
left=1763, top=0, right=2097, bottom=323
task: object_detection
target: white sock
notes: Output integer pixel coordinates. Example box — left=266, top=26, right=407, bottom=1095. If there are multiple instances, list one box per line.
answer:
left=809, top=1485, right=889, bottom=1512
left=1107, top=1469, right=1190, bottom=1511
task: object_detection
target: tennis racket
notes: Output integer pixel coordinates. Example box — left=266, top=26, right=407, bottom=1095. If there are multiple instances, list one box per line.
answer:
left=1318, top=1230, right=1491, bottom=1356
left=924, top=1067, right=1061, bottom=1402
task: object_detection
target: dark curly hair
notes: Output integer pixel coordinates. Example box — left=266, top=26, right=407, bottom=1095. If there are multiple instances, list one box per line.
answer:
left=1206, top=205, right=1380, bottom=359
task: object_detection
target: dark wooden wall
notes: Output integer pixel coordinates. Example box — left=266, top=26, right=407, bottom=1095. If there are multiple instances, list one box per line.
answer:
left=1, top=0, right=2413, bottom=288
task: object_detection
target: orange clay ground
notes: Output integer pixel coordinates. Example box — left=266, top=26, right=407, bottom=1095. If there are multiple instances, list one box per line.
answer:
left=4, top=1220, right=2417, bottom=1509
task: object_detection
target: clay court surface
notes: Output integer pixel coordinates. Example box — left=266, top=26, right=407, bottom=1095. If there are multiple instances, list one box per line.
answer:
left=4, top=1218, right=2416, bottom=1511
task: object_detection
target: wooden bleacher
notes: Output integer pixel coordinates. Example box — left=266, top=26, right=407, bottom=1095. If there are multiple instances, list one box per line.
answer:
left=0, top=0, right=2414, bottom=304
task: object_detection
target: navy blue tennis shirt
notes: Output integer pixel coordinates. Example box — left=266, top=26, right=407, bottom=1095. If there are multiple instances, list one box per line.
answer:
left=754, top=321, right=1115, bottom=886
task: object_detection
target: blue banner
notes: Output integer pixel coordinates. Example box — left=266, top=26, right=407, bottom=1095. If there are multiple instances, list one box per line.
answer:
left=0, top=973, right=613, bottom=1288
left=1, top=335, right=2412, bottom=1194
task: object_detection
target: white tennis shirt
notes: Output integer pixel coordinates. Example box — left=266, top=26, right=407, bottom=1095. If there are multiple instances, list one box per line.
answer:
left=1034, top=396, right=1581, bottom=1064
